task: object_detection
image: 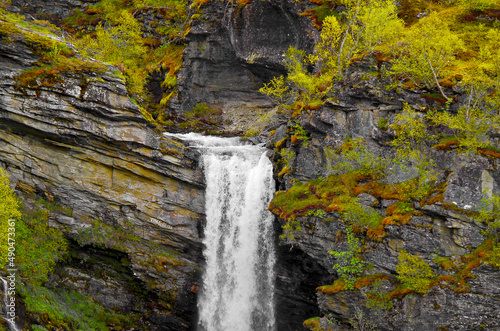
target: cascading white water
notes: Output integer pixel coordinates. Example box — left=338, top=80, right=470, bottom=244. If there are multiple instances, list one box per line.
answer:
left=165, top=133, right=276, bottom=331
left=1, top=277, right=20, bottom=331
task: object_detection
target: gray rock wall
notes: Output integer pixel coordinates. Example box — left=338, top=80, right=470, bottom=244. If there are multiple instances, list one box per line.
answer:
left=174, top=0, right=317, bottom=132
left=0, top=35, right=205, bottom=329
left=268, top=72, right=500, bottom=330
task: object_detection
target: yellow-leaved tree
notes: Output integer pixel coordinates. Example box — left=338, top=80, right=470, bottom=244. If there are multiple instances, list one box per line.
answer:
left=390, top=104, right=438, bottom=200
left=396, top=250, right=435, bottom=294
left=429, top=103, right=500, bottom=155
left=314, top=0, right=403, bottom=81
left=0, top=168, right=21, bottom=269
left=457, top=0, right=500, bottom=11
left=260, top=0, right=403, bottom=105
left=77, top=10, right=147, bottom=95
left=390, top=12, right=464, bottom=98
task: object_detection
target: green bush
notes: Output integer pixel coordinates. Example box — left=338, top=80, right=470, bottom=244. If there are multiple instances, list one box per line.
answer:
left=77, top=10, right=147, bottom=96
left=325, top=137, right=387, bottom=178
left=0, top=168, right=22, bottom=268
left=396, top=250, right=435, bottom=294
left=390, top=11, right=464, bottom=92
left=477, top=194, right=500, bottom=244
left=330, top=227, right=372, bottom=289
left=21, top=286, right=135, bottom=330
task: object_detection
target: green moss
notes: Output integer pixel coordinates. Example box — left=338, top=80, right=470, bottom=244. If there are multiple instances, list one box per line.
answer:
left=0, top=10, right=107, bottom=92
left=21, top=285, right=139, bottom=330
left=270, top=171, right=385, bottom=238
left=34, top=197, right=72, bottom=216
left=75, top=219, right=144, bottom=252
left=377, top=117, right=389, bottom=130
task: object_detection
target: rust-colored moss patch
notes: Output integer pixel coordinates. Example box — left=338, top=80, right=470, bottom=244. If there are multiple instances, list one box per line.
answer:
left=478, top=147, right=500, bottom=159
left=433, top=238, right=496, bottom=293
left=301, top=4, right=335, bottom=30
left=353, top=274, right=391, bottom=289
left=317, top=279, right=346, bottom=294
left=433, top=136, right=459, bottom=151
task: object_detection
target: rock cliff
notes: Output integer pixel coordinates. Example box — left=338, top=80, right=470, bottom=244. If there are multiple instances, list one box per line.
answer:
left=174, top=0, right=317, bottom=132
left=265, top=67, right=500, bottom=330
left=2, top=1, right=500, bottom=331
left=0, top=27, right=205, bottom=329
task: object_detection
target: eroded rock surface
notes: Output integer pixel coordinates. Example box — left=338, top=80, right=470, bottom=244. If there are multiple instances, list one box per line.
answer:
left=0, top=35, right=204, bottom=329
left=267, top=71, right=500, bottom=330
left=174, top=0, right=317, bottom=133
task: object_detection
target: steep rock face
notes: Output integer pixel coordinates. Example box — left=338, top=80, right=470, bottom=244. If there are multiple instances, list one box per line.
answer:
left=8, top=0, right=97, bottom=23
left=174, top=0, right=317, bottom=132
left=1, top=2, right=335, bottom=329
left=0, top=35, right=205, bottom=329
left=267, top=70, right=500, bottom=330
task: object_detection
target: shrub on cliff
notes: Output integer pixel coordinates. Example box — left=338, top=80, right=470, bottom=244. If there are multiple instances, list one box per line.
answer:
left=330, top=227, right=372, bottom=289
left=260, top=0, right=403, bottom=108
left=313, top=0, right=403, bottom=81
left=77, top=10, right=147, bottom=96
left=390, top=11, right=464, bottom=99
left=396, top=250, right=435, bottom=294
left=0, top=169, right=68, bottom=285
left=0, top=168, right=21, bottom=269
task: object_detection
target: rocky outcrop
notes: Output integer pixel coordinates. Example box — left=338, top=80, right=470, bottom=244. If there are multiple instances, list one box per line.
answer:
left=0, top=33, right=204, bottom=329
left=8, top=0, right=98, bottom=23
left=266, top=68, right=500, bottom=330
left=174, top=0, right=317, bottom=132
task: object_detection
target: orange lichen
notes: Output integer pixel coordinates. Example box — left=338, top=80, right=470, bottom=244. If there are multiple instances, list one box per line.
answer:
left=433, top=137, right=459, bottom=151
left=366, top=225, right=386, bottom=241
left=291, top=135, right=301, bottom=145
left=303, top=317, right=322, bottom=330
left=317, top=279, right=346, bottom=294
left=384, top=201, right=416, bottom=225
left=373, top=50, right=392, bottom=63
left=478, top=147, right=500, bottom=159
left=432, top=238, right=496, bottom=293
left=387, top=287, right=413, bottom=300
left=353, top=181, right=400, bottom=200
left=353, top=274, right=391, bottom=289
left=275, top=137, right=288, bottom=149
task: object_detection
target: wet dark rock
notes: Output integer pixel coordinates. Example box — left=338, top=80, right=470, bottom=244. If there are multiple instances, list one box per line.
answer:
left=275, top=244, right=332, bottom=331
left=174, top=0, right=317, bottom=132
left=9, top=0, right=98, bottom=23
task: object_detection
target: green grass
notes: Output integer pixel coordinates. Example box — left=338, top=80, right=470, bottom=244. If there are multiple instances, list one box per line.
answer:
left=21, top=285, right=138, bottom=330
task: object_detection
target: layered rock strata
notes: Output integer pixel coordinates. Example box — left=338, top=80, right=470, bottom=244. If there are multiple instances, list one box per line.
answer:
left=0, top=34, right=204, bottom=329
left=268, top=69, right=500, bottom=330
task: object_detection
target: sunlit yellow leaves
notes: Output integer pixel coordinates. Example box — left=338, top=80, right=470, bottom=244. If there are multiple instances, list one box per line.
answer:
left=358, top=0, right=403, bottom=52
left=0, top=168, right=21, bottom=268
left=391, top=11, right=464, bottom=90
left=77, top=10, right=147, bottom=95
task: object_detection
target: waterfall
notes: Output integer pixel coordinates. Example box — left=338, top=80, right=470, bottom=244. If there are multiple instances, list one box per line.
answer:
left=1, top=277, right=20, bottom=331
left=165, top=133, right=276, bottom=331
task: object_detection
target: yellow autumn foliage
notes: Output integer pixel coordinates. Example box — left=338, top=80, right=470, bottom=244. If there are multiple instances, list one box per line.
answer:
left=0, top=168, right=21, bottom=268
